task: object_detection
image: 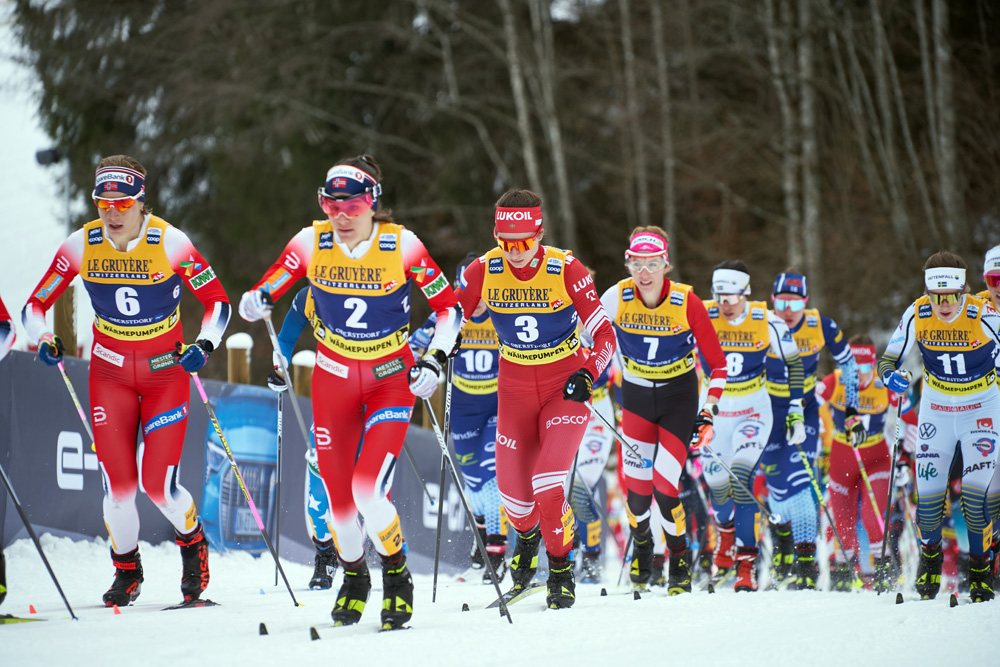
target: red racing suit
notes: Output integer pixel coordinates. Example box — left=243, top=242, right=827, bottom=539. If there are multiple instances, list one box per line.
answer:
left=0, top=293, right=15, bottom=362
left=250, top=221, right=460, bottom=561
left=458, top=245, right=616, bottom=557
left=22, top=216, right=230, bottom=554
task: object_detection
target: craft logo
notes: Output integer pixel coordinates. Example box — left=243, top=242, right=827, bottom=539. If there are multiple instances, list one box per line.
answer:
left=974, top=438, right=995, bottom=458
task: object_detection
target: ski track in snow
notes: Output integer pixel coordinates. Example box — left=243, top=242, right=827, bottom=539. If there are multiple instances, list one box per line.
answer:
left=2, top=534, right=999, bottom=666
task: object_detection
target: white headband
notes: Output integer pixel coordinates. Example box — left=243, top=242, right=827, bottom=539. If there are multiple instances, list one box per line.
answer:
left=984, top=246, right=1000, bottom=274
left=924, top=267, right=966, bottom=291
left=712, top=268, right=751, bottom=295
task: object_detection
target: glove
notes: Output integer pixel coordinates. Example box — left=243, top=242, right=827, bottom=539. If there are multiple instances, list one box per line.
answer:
left=448, top=333, right=463, bottom=358
left=562, top=368, right=594, bottom=403
left=174, top=340, right=213, bottom=373
left=238, top=288, right=274, bottom=322
left=844, top=407, right=867, bottom=447
left=409, top=350, right=445, bottom=399
left=691, top=403, right=718, bottom=451
left=268, top=350, right=289, bottom=392
left=786, top=399, right=806, bottom=446
left=894, top=453, right=912, bottom=488
left=883, top=370, right=910, bottom=394
left=37, top=332, right=65, bottom=366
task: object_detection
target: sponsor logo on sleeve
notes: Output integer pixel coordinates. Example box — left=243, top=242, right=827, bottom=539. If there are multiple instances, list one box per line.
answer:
left=143, top=403, right=188, bottom=436
left=318, top=232, right=334, bottom=249
left=145, top=227, right=162, bottom=245
left=670, top=291, right=684, bottom=306
left=34, top=274, right=63, bottom=302
left=88, top=227, right=104, bottom=245
left=918, top=303, right=932, bottom=318
left=547, top=257, right=563, bottom=275
left=189, top=265, right=217, bottom=290
left=488, top=257, right=504, bottom=274
left=378, top=233, right=397, bottom=251
left=424, top=272, right=449, bottom=297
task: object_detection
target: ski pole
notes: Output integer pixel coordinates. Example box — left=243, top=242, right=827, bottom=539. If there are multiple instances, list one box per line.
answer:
left=585, top=402, right=651, bottom=469
left=617, top=533, right=634, bottom=588
left=274, top=391, right=283, bottom=587
left=423, top=397, right=512, bottom=623
left=432, top=359, right=453, bottom=603
left=851, top=443, right=886, bottom=534
left=0, top=461, right=78, bottom=619
left=263, top=316, right=314, bottom=453
left=189, top=371, right=299, bottom=607
left=876, top=372, right=910, bottom=595
left=56, top=361, right=96, bottom=451
left=700, top=443, right=782, bottom=524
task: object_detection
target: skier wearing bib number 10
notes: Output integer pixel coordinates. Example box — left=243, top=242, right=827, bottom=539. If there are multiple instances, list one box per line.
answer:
left=455, top=189, right=616, bottom=609
left=695, top=261, right=805, bottom=592
left=21, top=155, right=231, bottom=608
left=877, top=251, right=1000, bottom=603
left=239, top=155, right=461, bottom=629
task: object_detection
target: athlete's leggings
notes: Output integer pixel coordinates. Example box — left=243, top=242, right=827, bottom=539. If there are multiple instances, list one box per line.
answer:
left=312, top=346, right=415, bottom=562
left=495, top=354, right=590, bottom=558
left=762, top=398, right=822, bottom=544
left=620, top=371, right=699, bottom=552
left=451, top=395, right=501, bottom=535
left=90, top=333, right=199, bottom=554
left=827, top=440, right=890, bottom=558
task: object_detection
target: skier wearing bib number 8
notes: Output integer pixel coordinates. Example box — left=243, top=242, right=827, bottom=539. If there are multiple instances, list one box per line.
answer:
left=878, top=251, right=1000, bottom=603
left=455, top=189, right=616, bottom=609
left=239, top=155, right=461, bottom=629
left=697, top=261, right=805, bottom=592
left=22, top=155, right=231, bottom=608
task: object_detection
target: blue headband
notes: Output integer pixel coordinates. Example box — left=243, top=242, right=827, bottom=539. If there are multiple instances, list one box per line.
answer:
left=322, top=164, right=381, bottom=210
left=773, top=272, right=808, bottom=298
left=93, top=167, right=145, bottom=201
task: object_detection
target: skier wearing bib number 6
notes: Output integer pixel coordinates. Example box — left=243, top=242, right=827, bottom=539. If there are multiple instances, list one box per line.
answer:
left=22, top=155, right=231, bottom=608
left=877, top=251, right=1000, bottom=603
left=239, top=155, right=461, bottom=629
left=455, top=189, right=616, bottom=609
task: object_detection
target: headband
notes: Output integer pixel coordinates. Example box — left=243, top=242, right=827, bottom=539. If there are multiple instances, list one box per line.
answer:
left=322, top=164, right=381, bottom=208
left=495, top=207, right=543, bottom=235
left=850, top=344, right=877, bottom=367
left=773, top=272, right=808, bottom=298
left=93, top=167, right=145, bottom=200
left=712, top=268, right=751, bottom=295
left=626, top=233, right=668, bottom=260
left=984, top=246, right=1000, bottom=274
left=924, top=267, right=965, bottom=292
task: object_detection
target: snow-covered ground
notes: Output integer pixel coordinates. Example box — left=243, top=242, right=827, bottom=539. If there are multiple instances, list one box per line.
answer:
left=2, top=534, right=998, bottom=666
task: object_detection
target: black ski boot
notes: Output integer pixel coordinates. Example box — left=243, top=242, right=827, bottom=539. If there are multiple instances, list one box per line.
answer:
left=176, top=522, right=210, bottom=601
left=915, top=542, right=943, bottom=600
left=579, top=550, right=602, bottom=584
left=309, top=539, right=340, bottom=590
left=770, top=522, right=794, bottom=584
left=331, top=557, right=372, bottom=626
left=872, top=556, right=894, bottom=593
left=380, top=551, right=413, bottom=630
left=651, top=553, right=667, bottom=587
left=829, top=561, right=856, bottom=592
left=629, top=529, right=654, bottom=590
left=545, top=552, right=575, bottom=609
left=508, top=526, right=542, bottom=592
left=470, top=515, right=487, bottom=569
left=482, top=534, right=507, bottom=584
left=103, top=547, right=143, bottom=607
left=667, top=548, right=692, bottom=595
left=793, top=543, right=818, bottom=591
left=968, top=553, right=995, bottom=603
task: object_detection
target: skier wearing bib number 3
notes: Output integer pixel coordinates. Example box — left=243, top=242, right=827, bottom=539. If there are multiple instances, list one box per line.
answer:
left=456, top=189, right=616, bottom=609
left=239, top=156, right=461, bottom=629
left=878, top=252, right=1000, bottom=603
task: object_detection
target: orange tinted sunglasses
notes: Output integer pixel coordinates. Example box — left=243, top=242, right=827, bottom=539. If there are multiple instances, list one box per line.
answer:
left=93, top=194, right=142, bottom=212
left=494, top=229, right=542, bottom=253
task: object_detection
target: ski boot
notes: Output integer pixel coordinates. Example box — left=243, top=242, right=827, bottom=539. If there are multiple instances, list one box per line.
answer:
left=829, top=561, right=854, bottom=592
left=508, top=526, right=542, bottom=592
left=713, top=522, right=736, bottom=583
left=579, top=550, right=602, bottom=584
left=103, top=547, right=143, bottom=607
left=915, top=542, right=943, bottom=600
left=871, top=556, right=894, bottom=593
left=793, top=543, right=818, bottom=591
left=651, top=553, right=667, bottom=587
left=667, top=548, right=692, bottom=595
left=380, top=551, right=413, bottom=630
left=734, top=546, right=758, bottom=592
left=176, top=522, right=210, bottom=601
left=331, top=557, right=372, bottom=626
left=545, top=552, right=575, bottom=609
left=770, top=522, right=794, bottom=585
left=968, top=553, right=995, bottom=603
left=483, top=534, right=508, bottom=585
left=629, top=529, right=654, bottom=590
left=470, top=514, right=487, bottom=569
left=309, top=539, right=340, bottom=590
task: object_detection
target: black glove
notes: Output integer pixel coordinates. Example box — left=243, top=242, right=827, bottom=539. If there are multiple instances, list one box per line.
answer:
left=267, top=367, right=288, bottom=393
left=844, top=407, right=867, bottom=447
left=562, top=368, right=594, bottom=403
left=448, top=333, right=463, bottom=358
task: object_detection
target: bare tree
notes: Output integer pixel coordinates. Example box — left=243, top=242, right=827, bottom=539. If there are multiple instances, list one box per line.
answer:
left=619, top=0, right=651, bottom=229
left=651, top=1, right=679, bottom=272
left=932, top=0, right=965, bottom=246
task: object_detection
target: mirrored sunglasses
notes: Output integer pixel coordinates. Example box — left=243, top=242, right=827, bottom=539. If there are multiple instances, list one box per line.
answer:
left=93, top=194, right=142, bottom=212
left=773, top=297, right=806, bottom=312
left=857, top=363, right=874, bottom=374
left=495, top=229, right=542, bottom=253
left=927, top=292, right=962, bottom=305
left=318, top=190, right=374, bottom=218
left=984, top=273, right=1000, bottom=288
left=714, top=293, right=743, bottom=305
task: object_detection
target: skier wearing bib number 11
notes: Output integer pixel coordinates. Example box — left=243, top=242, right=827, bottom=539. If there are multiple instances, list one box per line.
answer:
left=455, top=189, right=616, bottom=609
left=239, top=155, right=461, bottom=629
left=877, top=251, right=1000, bottom=603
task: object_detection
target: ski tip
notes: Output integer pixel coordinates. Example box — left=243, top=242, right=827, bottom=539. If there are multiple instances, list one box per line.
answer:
left=600, top=587, right=607, bottom=597
left=259, top=588, right=265, bottom=595
left=707, top=583, right=715, bottom=594
left=949, top=593, right=958, bottom=608
left=461, top=603, right=470, bottom=612
left=633, top=590, right=641, bottom=600
left=112, top=604, right=121, bottom=615
left=895, top=593, right=904, bottom=605
left=259, top=622, right=268, bottom=635
left=29, top=605, right=37, bottom=614
left=309, top=626, right=320, bottom=641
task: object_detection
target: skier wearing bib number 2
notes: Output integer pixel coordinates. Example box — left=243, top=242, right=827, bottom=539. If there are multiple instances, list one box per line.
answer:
left=696, top=261, right=805, bottom=592
left=878, top=251, right=1000, bottom=603
left=22, top=155, right=231, bottom=607
left=239, top=155, right=461, bottom=629
left=456, top=189, right=616, bottom=609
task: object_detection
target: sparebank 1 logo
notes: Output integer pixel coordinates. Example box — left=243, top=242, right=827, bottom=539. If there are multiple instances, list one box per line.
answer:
left=56, top=431, right=99, bottom=490
left=973, top=437, right=996, bottom=458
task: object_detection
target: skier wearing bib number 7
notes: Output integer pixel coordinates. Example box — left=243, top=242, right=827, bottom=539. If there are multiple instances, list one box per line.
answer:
left=455, top=189, right=616, bottom=609
left=878, top=251, right=1000, bottom=603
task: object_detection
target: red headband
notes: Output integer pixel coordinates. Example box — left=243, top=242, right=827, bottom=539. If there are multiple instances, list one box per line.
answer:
left=850, top=344, right=876, bottom=366
left=495, top=207, right=543, bottom=235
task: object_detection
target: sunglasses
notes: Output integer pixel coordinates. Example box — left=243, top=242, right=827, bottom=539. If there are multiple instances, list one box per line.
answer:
left=714, top=293, right=744, bottom=305
left=984, top=273, right=1000, bottom=288
left=856, top=362, right=874, bottom=374
left=317, top=190, right=374, bottom=218
left=93, top=194, right=142, bottom=212
left=626, top=257, right=667, bottom=273
left=927, top=292, right=962, bottom=305
left=495, top=229, right=542, bottom=253
left=773, top=297, right=806, bottom=312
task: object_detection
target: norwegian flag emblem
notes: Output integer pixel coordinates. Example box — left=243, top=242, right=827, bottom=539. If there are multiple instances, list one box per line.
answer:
left=331, top=178, right=347, bottom=189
